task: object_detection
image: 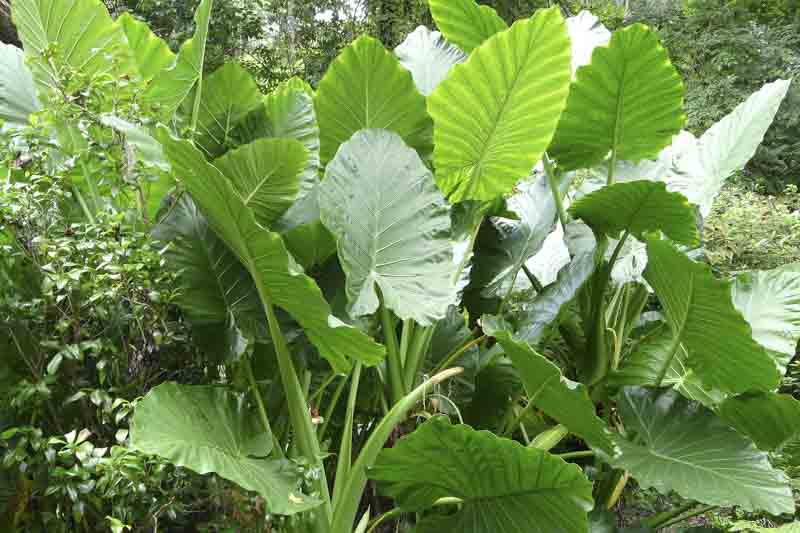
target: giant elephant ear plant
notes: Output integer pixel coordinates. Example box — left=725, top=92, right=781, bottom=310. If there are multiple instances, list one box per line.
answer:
left=5, top=0, right=800, bottom=531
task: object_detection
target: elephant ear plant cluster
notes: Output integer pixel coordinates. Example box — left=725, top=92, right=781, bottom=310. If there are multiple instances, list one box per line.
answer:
left=6, top=0, right=800, bottom=531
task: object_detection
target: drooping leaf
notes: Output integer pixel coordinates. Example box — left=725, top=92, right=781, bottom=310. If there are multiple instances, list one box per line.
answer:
left=493, top=331, right=613, bottom=453
left=549, top=24, right=685, bottom=171
left=731, top=264, right=800, bottom=375
left=131, top=382, right=319, bottom=515
left=429, top=7, right=572, bottom=202
left=644, top=238, right=780, bottom=393
left=720, top=393, right=800, bottom=451
left=118, top=13, right=175, bottom=82
left=142, top=0, right=213, bottom=118
left=465, top=359, right=522, bottom=432
left=12, top=0, right=135, bottom=91
left=194, top=63, right=263, bottom=159
left=472, top=173, right=563, bottom=299
left=428, top=0, right=507, bottom=54
left=213, top=138, right=305, bottom=228
left=370, top=417, right=594, bottom=533
left=394, top=26, right=466, bottom=96
left=315, top=36, right=432, bottom=165
left=609, top=387, right=793, bottom=515
left=153, top=194, right=266, bottom=357
left=569, top=180, right=698, bottom=246
left=319, top=129, right=456, bottom=326
left=0, top=43, right=41, bottom=129
left=566, top=11, right=611, bottom=75
left=665, top=80, right=791, bottom=218
left=157, top=129, right=385, bottom=372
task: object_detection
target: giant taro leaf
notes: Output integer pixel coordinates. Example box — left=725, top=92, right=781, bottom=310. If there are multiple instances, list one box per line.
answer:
left=153, top=194, right=265, bottom=358
left=13, top=0, right=134, bottom=91
left=213, top=138, right=305, bottom=227
left=549, top=24, right=685, bottom=171
left=195, top=63, right=263, bottom=159
left=370, top=417, right=594, bottom=533
left=142, top=0, right=213, bottom=118
left=720, top=392, right=800, bottom=451
left=157, top=129, right=385, bottom=372
left=394, top=26, right=467, bottom=96
left=428, top=0, right=507, bottom=54
left=644, top=238, right=780, bottom=393
left=119, top=13, right=175, bottom=82
left=731, top=264, right=800, bottom=375
left=429, top=7, right=571, bottom=202
left=319, top=129, right=456, bottom=326
left=315, top=36, right=432, bottom=165
left=0, top=43, right=41, bottom=129
left=494, top=331, right=613, bottom=453
left=569, top=180, right=699, bottom=246
left=609, top=387, right=793, bottom=515
left=131, top=382, right=319, bottom=515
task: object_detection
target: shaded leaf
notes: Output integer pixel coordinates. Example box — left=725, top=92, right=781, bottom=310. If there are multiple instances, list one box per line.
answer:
left=720, top=393, right=800, bottom=451
left=0, top=43, right=41, bottom=129
left=428, top=0, right=507, bottom=54
left=119, top=13, right=175, bottom=82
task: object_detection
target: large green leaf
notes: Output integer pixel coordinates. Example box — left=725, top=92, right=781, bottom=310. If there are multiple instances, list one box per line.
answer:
left=195, top=63, right=263, bottom=158
left=273, top=187, right=336, bottom=270
left=666, top=80, right=791, bottom=217
left=644, top=238, right=780, bottom=393
left=12, top=0, right=134, bottom=91
left=315, top=36, right=432, bottom=165
left=142, top=0, right=213, bottom=118
left=0, top=43, right=41, bottom=129
left=609, top=387, right=793, bottom=515
left=153, top=194, right=265, bottom=358
left=472, top=173, right=562, bottom=298
left=549, top=24, right=685, bottom=171
left=732, top=264, right=800, bottom=375
left=395, top=26, right=467, bottom=96
left=370, top=417, right=594, bottom=533
left=319, top=129, right=456, bottom=326
left=157, top=129, right=385, bottom=372
left=428, top=0, right=507, bottom=54
left=429, top=7, right=571, bottom=202
left=494, top=331, right=613, bottom=453
left=131, top=382, right=318, bottom=515
left=720, top=393, right=800, bottom=451
left=569, top=180, right=698, bottom=246
left=118, top=13, right=175, bottom=82
left=213, top=138, right=305, bottom=227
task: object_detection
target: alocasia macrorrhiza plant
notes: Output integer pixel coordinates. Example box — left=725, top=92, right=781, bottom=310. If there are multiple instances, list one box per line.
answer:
left=6, top=0, right=800, bottom=531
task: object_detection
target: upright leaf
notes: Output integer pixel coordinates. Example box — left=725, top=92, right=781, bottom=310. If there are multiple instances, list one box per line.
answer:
left=610, top=387, right=793, bottom=515
left=131, top=383, right=319, bottom=515
left=394, top=26, right=467, bottom=96
left=569, top=180, right=699, bottom=246
left=370, top=417, right=594, bottom=533
left=315, top=36, right=432, bottom=165
left=0, top=43, right=41, bottom=129
left=428, top=0, right=507, bottom=54
left=720, top=392, right=800, bottom=451
left=118, top=13, right=175, bottom=82
left=731, top=264, right=800, bottom=374
left=319, top=130, right=456, bottom=326
left=157, top=129, right=385, bottom=372
left=644, top=238, right=780, bottom=393
left=493, top=331, right=613, bottom=453
left=549, top=24, right=685, bottom=171
left=142, top=0, right=213, bottom=118
left=429, top=8, right=571, bottom=202
left=13, top=0, right=135, bottom=90
left=195, top=63, right=263, bottom=158
left=214, top=138, right=306, bottom=227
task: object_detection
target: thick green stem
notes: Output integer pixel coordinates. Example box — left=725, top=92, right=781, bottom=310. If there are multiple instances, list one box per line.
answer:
left=379, top=293, right=406, bottom=404
left=543, top=154, right=568, bottom=227
left=557, top=450, right=595, bottom=460
left=522, top=264, right=544, bottom=292
left=256, top=284, right=331, bottom=531
left=641, top=501, right=698, bottom=529
left=658, top=505, right=716, bottom=530
left=399, top=319, right=414, bottom=365
left=433, top=335, right=487, bottom=375
left=332, top=362, right=362, bottom=505
left=318, top=376, right=347, bottom=442
left=530, top=424, right=568, bottom=450
left=403, top=326, right=434, bottom=389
